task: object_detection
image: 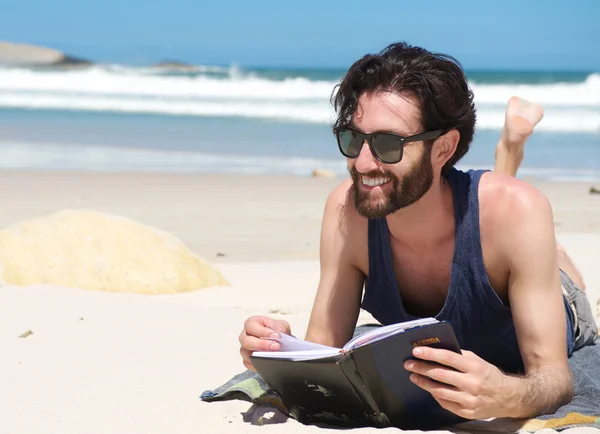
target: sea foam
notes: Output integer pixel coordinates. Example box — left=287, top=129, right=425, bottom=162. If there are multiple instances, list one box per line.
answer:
left=0, top=66, right=598, bottom=132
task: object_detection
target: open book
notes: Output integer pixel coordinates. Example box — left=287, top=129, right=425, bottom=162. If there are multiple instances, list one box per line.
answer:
left=250, top=318, right=463, bottom=430
left=253, top=317, right=439, bottom=361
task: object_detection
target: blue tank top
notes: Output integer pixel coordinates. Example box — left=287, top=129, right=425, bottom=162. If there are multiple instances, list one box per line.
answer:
left=361, top=168, right=574, bottom=374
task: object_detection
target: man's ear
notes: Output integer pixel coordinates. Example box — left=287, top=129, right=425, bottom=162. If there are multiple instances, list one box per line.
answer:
left=432, top=130, right=460, bottom=169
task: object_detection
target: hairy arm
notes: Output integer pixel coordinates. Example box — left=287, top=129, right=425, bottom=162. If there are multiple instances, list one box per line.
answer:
left=304, top=182, right=365, bottom=348
left=494, top=179, right=573, bottom=418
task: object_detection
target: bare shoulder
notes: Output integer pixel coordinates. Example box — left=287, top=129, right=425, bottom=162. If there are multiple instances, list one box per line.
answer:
left=477, top=172, right=557, bottom=294
left=478, top=171, right=554, bottom=230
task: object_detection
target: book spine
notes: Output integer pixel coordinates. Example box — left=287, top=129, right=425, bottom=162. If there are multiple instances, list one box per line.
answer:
left=338, top=354, right=390, bottom=427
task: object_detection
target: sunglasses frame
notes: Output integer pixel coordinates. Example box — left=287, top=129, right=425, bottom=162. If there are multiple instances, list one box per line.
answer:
left=335, top=127, right=445, bottom=164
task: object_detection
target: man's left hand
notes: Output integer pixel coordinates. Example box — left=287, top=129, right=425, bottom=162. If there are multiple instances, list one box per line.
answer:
left=404, top=346, right=512, bottom=420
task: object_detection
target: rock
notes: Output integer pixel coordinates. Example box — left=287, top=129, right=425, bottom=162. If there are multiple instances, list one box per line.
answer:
left=311, top=168, right=337, bottom=179
left=153, top=60, right=199, bottom=71
left=590, top=186, right=600, bottom=195
left=0, top=209, right=229, bottom=294
left=0, top=41, right=91, bottom=67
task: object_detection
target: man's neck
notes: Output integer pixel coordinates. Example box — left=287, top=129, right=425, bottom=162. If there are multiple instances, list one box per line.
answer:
left=385, top=176, right=455, bottom=249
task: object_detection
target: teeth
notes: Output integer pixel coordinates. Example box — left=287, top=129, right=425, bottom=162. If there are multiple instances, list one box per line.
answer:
left=361, top=176, right=390, bottom=187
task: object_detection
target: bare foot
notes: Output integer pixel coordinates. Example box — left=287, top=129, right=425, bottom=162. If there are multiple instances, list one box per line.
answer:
left=503, top=96, right=544, bottom=143
left=494, top=96, right=544, bottom=176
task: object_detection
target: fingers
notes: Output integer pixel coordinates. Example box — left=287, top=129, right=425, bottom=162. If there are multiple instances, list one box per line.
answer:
left=408, top=372, right=465, bottom=404
left=244, top=316, right=280, bottom=340
left=238, top=316, right=291, bottom=370
left=239, top=329, right=280, bottom=352
left=264, top=318, right=291, bottom=335
left=239, top=334, right=278, bottom=371
left=404, top=359, right=464, bottom=388
left=412, top=346, right=473, bottom=373
left=240, top=348, right=257, bottom=371
left=243, top=316, right=290, bottom=340
left=408, top=366, right=488, bottom=420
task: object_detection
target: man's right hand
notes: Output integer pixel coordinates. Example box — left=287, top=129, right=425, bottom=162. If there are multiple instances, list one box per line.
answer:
left=238, top=315, right=291, bottom=371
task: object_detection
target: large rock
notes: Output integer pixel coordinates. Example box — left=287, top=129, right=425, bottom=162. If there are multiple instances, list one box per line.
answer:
left=311, top=168, right=337, bottom=179
left=153, top=60, right=199, bottom=71
left=0, top=209, right=228, bottom=294
left=0, top=41, right=91, bottom=67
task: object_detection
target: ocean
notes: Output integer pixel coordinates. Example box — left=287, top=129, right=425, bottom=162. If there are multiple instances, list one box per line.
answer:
left=0, top=64, right=599, bottom=181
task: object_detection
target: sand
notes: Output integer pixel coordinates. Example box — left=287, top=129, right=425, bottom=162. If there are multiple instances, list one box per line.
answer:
left=1, top=171, right=598, bottom=263
left=0, top=171, right=599, bottom=434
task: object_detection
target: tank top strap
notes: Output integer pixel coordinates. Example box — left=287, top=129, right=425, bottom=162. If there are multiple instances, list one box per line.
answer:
left=445, top=168, right=489, bottom=279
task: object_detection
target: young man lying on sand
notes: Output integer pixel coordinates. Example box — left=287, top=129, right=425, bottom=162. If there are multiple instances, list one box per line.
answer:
left=239, top=42, right=598, bottom=421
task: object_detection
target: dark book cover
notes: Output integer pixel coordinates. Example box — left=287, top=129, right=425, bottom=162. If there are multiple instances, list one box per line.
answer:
left=250, top=321, right=466, bottom=429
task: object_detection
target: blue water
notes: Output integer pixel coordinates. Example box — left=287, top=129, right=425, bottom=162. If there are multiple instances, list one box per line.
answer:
left=0, top=64, right=599, bottom=180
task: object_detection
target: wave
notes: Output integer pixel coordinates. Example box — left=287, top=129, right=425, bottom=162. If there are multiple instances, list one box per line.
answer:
left=0, top=66, right=599, bottom=132
left=3, top=92, right=599, bottom=132
left=470, top=73, right=600, bottom=106
left=1, top=141, right=598, bottom=182
left=474, top=108, right=600, bottom=132
left=0, top=92, right=335, bottom=123
left=0, top=66, right=335, bottom=99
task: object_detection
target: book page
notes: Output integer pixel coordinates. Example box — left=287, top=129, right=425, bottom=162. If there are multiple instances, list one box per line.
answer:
left=262, top=332, right=340, bottom=352
left=252, top=348, right=341, bottom=361
left=343, top=317, right=438, bottom=351
left=252, top=333, right=342, bottom=361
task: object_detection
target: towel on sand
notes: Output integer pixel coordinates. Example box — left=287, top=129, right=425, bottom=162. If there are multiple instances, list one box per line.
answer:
left=201, top=325, right=600, bottom=432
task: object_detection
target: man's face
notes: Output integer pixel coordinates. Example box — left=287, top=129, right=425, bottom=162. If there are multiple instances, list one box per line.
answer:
left=347, top=91, right=434, bottom=219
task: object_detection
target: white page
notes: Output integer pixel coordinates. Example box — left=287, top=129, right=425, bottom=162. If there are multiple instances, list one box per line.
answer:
left=261, top=332, right=340, bottom=352
left=252, top=348, right=341, bottom=361
left=343, top=317, right=438, bottom=351
left=253, top=333, right=342, bottom=361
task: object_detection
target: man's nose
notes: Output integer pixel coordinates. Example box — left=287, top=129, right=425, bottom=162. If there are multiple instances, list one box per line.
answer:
left=354, top=141, right=380, bottom=173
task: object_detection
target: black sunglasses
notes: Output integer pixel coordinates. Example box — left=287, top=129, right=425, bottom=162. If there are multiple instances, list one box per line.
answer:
left=335, top=128, right=444, bottom=164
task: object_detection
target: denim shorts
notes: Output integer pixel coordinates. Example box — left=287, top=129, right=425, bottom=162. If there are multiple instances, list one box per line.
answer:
left=561, top=268, right=598, bottom=352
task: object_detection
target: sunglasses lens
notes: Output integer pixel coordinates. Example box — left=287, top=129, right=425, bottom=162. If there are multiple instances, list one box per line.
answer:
left=371, top=134, right=403, bottom=163
left=338, top=129, right=363, bottom=157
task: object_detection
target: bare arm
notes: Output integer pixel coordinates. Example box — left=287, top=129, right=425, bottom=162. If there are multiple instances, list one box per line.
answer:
left=304, top=182, right=365, bottom=348
left=238, top=181, right=364, bottom=370
left=400, top=175, right=574, bottom=420
left=497, top=181, right=573, bottom=417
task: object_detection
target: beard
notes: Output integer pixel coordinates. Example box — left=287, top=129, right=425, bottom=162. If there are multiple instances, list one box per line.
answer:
left=350, top=148, right=434, bottom=219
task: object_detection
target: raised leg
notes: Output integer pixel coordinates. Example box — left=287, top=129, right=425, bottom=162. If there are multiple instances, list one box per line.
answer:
left=493, top=96, right=544, bottom=177
left=556, top=242, right=587, bottom=292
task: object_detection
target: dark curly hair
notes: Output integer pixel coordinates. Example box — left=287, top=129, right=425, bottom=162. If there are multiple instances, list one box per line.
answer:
left=331, top=42, right=476, bottom=173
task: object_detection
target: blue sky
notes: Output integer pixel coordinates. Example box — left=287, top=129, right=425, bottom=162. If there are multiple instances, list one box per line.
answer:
left=2, top=0, right=599, bottom=70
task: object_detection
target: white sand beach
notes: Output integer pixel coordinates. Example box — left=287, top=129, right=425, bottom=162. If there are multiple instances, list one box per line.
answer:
left=0, top=171, right=599, bottom=434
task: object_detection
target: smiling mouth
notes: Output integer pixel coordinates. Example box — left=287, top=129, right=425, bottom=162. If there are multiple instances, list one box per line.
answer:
left=361, top=176, right=391, bottom=187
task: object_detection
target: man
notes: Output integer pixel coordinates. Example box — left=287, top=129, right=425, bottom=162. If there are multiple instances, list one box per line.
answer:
left=238, top=42, right=598, bottom=421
